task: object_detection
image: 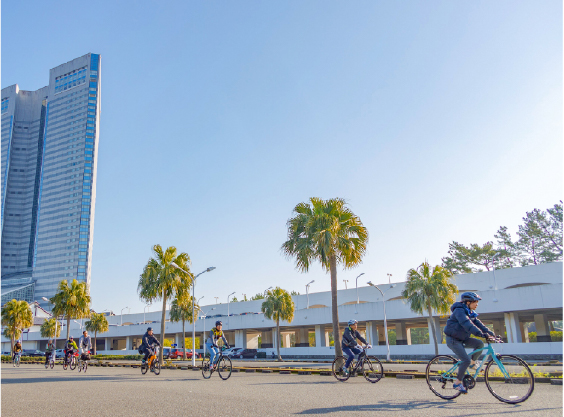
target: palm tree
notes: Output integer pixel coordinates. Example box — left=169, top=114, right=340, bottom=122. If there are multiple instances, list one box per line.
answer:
left=282, top=197, right=368, bottom=358
left=261, top=287, right=295, bottom=361
left=40, top=318, right=62, bottom=339
left=85, top=312, right=109, bottom=355
left=138, top=244, right=193, bottom=364
left=49, top=279, right=92, bottom=340
left=1, top=300, right=33, bottom=352
left=401, top=261, right=458, bottom=355
left=170, top=291, right=198, bottom=361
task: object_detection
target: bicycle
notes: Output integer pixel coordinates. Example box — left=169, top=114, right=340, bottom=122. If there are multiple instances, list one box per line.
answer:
left=13, top=352, right=22, bottom=367
left=62, top=350, right=78, bottom=371
left=426, top=336, right=534, bottom=404
left=78, top=351, right=90, bottom=373
left=332, top=346, right=384, bottom=383
left=141, top=345, right=161, bottom=376
left=202, top=346, right=232, bottom=380
left=45, top=351, right=55, bottom=369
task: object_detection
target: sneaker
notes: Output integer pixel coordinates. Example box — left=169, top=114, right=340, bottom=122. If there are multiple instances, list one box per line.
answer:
left=453, top=383, right=468, bottom=394
left=469, top=360, right=481, bottom=369
left=341, top=367, right=349, bottom=376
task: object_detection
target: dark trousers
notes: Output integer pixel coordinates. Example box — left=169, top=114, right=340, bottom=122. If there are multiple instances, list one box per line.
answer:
left=343, top=346, right=362, bottom=368
left=446, top=336, right=484, bottom=381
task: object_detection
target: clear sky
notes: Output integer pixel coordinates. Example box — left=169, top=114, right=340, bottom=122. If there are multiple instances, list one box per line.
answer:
left=2, top=1, right=562, bottom=315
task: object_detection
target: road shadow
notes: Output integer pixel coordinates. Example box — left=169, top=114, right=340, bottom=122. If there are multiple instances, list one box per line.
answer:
left=251, top=381, right=335, bottom=386
left=295, top=400, right=556, bottom=415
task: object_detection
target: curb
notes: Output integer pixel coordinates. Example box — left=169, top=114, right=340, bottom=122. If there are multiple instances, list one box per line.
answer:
left=551, top=379, right=563, bottom=385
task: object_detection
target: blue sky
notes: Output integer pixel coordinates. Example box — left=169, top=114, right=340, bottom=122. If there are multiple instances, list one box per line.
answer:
left=2, top=1, right=562, bottom=314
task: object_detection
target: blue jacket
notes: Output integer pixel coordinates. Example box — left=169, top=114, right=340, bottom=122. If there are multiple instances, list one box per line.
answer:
left=342, top=326, right=367, bottom=349
left=443, top=302, right=493, bottom=342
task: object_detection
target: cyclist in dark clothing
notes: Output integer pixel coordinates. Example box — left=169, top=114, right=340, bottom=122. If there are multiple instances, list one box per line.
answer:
left=139, top=327, right=160, bottom=363
left=444, top=292, right=495, bottom=394
left=341, top=319, right=372, bottom=375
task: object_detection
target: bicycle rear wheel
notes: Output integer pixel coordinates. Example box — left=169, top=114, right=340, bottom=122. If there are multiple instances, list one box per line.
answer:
left=485, top=355, right=534, bottom=404
left=84, top=362, right=88, bottom=373
left=363, top=356, right=384, bottom=383
left=63, top=360, right=68, bottom=370
left=70, top=357, right=77, bottom=370
left=16, top=357, right=20, bottom=367
left=426, top=355, right=462, bottom=400
left=201, top=357, right=212, bottom=379
left=332, top=356, right=350, bottom=382
left=217, top=356, right=232, bottom=380
left=50, top=359, right=55, bottom=369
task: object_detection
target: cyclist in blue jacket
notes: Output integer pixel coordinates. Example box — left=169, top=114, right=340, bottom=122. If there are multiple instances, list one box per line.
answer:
left=341, top=319, right=372, bottom=376
left=444, top=292, right=495, bottom=394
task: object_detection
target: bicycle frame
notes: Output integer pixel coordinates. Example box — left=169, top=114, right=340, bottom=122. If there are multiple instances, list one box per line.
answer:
left=441, top=342, right=511, bottom=380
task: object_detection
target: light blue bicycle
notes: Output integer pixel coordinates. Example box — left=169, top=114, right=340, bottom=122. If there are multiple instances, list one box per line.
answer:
left=426, top=336, right=534, bottom=404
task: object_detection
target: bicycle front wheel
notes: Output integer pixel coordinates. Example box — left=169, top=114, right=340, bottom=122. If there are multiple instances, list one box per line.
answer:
left=50, top=360, right=55, bottom=369
left=485, top=355, right=534, bottom=404
left=63, top=360, right=68, bottom=370
left=16, top=357, right=20, bottom=367
left=217, top=356, right=232, bottom=380
left=70, top=357, right=77, bottom=370
left=153, top=360, right=161, bottom=376
left=426, top=355, right=462, bottom=400
left=201, top=358, right=212, bottom=379
left=332, top=356, right=350, bottom=382
left=363, top=356, right=384, bottom=383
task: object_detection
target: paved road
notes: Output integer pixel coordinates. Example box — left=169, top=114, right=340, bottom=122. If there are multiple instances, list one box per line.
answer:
left=2, top=364, right=562, bottom=416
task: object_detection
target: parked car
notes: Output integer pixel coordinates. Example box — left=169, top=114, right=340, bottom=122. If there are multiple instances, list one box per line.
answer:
left=168, top=348, right=200, bottom=359
left=55, top=349, right=65, bottom=358
left=236, top=349, right=258, bottom=359
left=224, top=347, right=243, bottom=358
left=22, top=349, right=45, bottom=357
left=162, top=347, right=171, bottom=359
left=185, top=349, right=199, bottom=359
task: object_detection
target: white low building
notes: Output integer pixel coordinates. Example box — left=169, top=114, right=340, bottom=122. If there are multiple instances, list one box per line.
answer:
left=2, top=262, right=562, bottom=359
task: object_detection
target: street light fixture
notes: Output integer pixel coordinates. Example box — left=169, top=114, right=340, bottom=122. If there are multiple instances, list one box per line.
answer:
left=120, top=307, right=129, bottom=326
left=170, top=262, right=216, bottom=367
left=305, top=280, right=315, bottom=309
left=355, top=273, right=365, bottom=314
left=367, top=281, right=396, bottom=361
left=387, top=273, right=392, bottom=284
left=343, top=280, right=349, bottom=290
left=214, top=297, right=219, bottom=304
left=227, top=292, right=236, bottom=328
left=263, top=287, right=273, bottom=297
left=42, top=296, right=59, bottom=349
left=143, top=304, right=152, bottom=324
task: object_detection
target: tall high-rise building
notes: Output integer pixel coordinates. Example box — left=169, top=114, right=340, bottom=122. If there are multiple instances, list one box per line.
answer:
left=1, top=53, right=101, bottom=309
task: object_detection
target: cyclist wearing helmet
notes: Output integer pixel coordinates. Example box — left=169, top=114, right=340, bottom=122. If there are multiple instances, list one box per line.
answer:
left=139, top=327, right=160, bottom=364
left=12, top=340, right=22, bottom=364
left=341, top=320, right=372, bottom=375
left=444, top=292, right=495, bottom=394
left=64, top=336, right=78, bottom=363
left=206, top=321, right=230, bottom=370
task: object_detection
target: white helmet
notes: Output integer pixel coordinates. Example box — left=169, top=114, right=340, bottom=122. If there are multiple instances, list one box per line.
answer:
left=348, top=319, right=357, bottom=326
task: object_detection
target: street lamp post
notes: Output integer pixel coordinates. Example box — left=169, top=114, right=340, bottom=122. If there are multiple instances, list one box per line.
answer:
left=387, top=273, right=392, bottom=284
left=120, top=307, right=129, bottom=326
left=367, top=281, right=396, bottom=361
left=171, top=262, right=216, bottom=367
left=305, top=280, right=315, bottom=309
left=227, top=292, right=236, bottom=328
left=343, top=280, right=348, bottom=290
left=144, top=305, right=151, bottom=324
left=491, top=252, right=501, bottom=302
left=214, top=297, right=219, bottom=304
left=42, top=297, right=58, bottom=350
left=200, top=307, right=216, bottom=360
left=355, top=273, right=365, bottom=314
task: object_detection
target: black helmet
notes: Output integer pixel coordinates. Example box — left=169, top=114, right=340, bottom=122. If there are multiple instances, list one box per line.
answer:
left=215, top=321, right=222, bottom=327
left=461, top=292, right=482, bottom=302
left=147, top=327, right=153, bottom=332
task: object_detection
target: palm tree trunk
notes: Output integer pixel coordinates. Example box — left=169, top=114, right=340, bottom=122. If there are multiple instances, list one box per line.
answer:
left=276, top=317, right=281, bottom=362
left=330, top=255, right=343, bottom=357
left=94, top=331, right=97, bottom=355
left=66, top=316, right=71, bottom=340
left=11, top=336, right=14, bottom=353
left=182, top=318, right=186, bottom=361
left=427, top=303, right=439, bottom=356
left=159, top=289, right=167, bottom=365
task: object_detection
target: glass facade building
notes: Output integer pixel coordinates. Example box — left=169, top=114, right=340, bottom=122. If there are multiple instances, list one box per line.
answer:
left=1, top=53, right=101, bottom=309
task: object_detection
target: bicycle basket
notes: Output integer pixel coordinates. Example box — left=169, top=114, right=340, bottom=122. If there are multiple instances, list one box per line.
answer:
left=81, top=353, right=91, bottom=361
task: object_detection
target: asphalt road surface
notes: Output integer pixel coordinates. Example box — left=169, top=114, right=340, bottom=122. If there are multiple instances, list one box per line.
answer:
left=2, top=364, right=562, bottom=416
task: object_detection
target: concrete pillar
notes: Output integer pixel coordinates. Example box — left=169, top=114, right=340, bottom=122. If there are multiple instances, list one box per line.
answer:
left=315, top=325, right=326, bottom=347
left=105, top=337, right=113, bottom=351
left=520, top=322, right=529, bottom=343
left=491, top=319, right=506, bottom=342
left=247, top=333, right=259, bottom=349
left=295, top=328, right=309, bottom=347
left=126, top=336, right=133, bottom=350
left=376, top=325, right=387, bottom=346
left=261, top=328, right=273, bottom=348
left=534, top=314, right=552, bottom=342
left=504, top=312, right=522, bottom=343
left=395, top=322, right=409, bottom=345
left=272, top=328, right=279, bottom=349
left=365, top=322, right=377, bottom=346
left=282, top=333, right=292, bottom=348
left=427, top=317, right=442, bottom=345
left=235, top=330, right=247, bottom=349
left=175, top=333, right=183, bottom=348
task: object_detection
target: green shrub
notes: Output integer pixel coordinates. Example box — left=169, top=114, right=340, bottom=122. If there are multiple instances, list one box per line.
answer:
left=91, top=354, right=143, bottom=360
left=528, top=331, right=563, bottom=342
